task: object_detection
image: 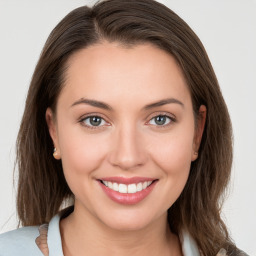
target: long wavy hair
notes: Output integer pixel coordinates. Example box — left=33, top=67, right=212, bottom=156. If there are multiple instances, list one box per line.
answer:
left=16, top=0, right=238, bottom=255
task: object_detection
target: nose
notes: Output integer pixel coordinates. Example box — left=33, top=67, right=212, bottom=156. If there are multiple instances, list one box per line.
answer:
left=108, top=125, right=148, bottom=171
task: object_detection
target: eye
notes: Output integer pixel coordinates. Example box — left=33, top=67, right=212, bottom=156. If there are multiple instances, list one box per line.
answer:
left=81, top=116, right=107, bottom=128
left=148, top=115, right=173, bottom=126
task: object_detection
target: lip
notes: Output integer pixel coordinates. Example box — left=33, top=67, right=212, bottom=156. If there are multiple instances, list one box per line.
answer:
left=97, top=177, right=158, bottom=205
left=99, top=176, right=156, bottom=184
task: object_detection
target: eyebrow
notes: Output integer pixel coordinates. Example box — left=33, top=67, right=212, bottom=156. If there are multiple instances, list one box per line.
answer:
left=70, top=97, right=184, bottom=110
left=71, top=98, right=113, bottom=111
left=143, top=98, right=184, bottom=110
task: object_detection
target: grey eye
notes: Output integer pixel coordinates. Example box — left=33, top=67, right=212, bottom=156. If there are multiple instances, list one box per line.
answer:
left=149, top=115, right=171, bottom=126
left=84, top=116, right=106, bottom=126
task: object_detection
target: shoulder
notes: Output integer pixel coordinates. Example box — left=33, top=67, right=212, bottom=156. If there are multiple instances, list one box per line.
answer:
left=0, top=226, right=43, bottom=256
left=0, top=207, right=73, bottom=256
left=227, top=248, right=249, bottom=256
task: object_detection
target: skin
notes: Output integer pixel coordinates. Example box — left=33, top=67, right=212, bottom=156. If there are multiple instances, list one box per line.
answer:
left=46, top=42, right=206, bottom=256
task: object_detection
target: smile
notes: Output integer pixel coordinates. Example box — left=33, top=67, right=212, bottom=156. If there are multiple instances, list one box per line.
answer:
left=101, top=180, right=153, bottom=194
left=98, top=177, right=158, bottom=205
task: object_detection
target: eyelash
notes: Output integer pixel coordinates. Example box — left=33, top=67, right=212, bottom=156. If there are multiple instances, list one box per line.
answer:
left=79, top=113, right=109, bottom=130
left=79, top=112, right=176, bottom=130
left=146, top=113, right=176, bottom=128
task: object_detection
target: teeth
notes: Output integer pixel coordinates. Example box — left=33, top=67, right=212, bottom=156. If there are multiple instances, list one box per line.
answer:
left=119, top=184, right=127, bottom=193
left=142, top=181, right=148, bottom=189
left=102, top=180, right=153, bottom=193
left=128, top=184, right=136, bottom=193
left=113, top=182, right=119, bottom=191
left=137, top=182, right=142, bottom=191
left=107, top=181, right=113, bottom=189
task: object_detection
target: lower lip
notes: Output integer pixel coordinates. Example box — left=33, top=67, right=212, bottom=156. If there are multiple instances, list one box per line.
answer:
left=98, top=181, right=157, bottom=205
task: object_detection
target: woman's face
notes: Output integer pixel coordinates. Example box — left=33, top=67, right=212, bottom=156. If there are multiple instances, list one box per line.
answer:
left=47, top=42, right=205, bottom=231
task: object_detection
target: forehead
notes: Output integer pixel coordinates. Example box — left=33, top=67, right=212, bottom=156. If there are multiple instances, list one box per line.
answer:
left=59, top=42, right=191, bottom=109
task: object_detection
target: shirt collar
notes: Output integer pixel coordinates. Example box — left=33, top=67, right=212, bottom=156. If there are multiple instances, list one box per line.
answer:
left=47, top=207, right=200, bottom=256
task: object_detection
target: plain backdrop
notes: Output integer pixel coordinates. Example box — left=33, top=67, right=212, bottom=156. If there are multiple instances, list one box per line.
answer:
left=0, top=0, right=255, bottom=255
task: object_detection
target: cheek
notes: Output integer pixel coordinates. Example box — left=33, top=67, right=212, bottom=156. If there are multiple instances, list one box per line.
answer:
left=58, top=125, right=109, bottom=178
left=149, top=132, right=194, bottom=206
left=58, top=128, right=111, bottom=204
left=136, top=129, right=194, bottom=214
left=147, top=129, right=194, bottom=176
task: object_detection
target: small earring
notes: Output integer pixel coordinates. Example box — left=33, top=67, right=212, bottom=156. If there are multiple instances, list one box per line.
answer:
left=194, top=151, right=198, bottom=155
left=53, top=148, right=58, bottom=159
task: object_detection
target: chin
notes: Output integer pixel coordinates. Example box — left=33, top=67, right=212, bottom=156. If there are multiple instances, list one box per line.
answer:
left=104, top=218, right=152, bottom=232
left=96, top=207, right=165, bottom=232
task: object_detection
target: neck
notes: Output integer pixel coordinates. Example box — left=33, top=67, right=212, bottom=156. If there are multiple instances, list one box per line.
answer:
left=60, top=203, right=182, bottom=256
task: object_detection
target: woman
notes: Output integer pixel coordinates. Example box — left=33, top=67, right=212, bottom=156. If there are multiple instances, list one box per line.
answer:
left=0, top=0, right=248, bottom=255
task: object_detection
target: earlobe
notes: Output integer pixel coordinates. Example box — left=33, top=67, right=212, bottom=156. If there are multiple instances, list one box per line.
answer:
left=45, top=108, right=61, bottom=159
left=192, top=105, right=207, bottom=161
left=53, top=147, right=61, bottom=160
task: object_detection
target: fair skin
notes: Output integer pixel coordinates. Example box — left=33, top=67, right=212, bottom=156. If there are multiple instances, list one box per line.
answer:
left=46, top=42, right=206, bottom=256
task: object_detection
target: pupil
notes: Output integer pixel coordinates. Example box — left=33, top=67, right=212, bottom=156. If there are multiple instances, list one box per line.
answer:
left=155, top=116, right=166, bottom=125
left=90, top=116, right=101, bottom=126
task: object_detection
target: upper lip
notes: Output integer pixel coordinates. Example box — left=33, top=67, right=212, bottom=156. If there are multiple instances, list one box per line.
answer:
left=98, top=176, right=157, bottom=184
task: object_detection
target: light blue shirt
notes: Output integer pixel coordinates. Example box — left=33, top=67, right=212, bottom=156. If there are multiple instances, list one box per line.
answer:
left=0, top=209, right=200, bottom=256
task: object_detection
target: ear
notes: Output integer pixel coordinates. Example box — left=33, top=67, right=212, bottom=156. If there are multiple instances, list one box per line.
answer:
left=191, top=105, right=207, bottom=161
left=45, top=108, right=61, bottom=160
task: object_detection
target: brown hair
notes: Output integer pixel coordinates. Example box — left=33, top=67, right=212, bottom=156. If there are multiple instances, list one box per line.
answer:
left=16, top=0, right=238, bottom=255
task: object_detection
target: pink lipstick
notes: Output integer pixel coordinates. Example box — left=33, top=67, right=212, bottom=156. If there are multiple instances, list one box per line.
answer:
left=97, top=177, right=158, bottom=205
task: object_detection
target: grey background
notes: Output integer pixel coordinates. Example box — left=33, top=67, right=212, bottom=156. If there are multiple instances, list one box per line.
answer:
left=0, top=0, right=255, bottom=254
